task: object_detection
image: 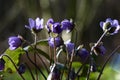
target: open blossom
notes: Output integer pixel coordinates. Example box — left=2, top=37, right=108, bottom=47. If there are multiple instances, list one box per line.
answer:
left=8, top=36, right=22, bottom=50
left=48, top=37, right=63, bottom=48
left=25, top=17, right=44, bottom=33
left=61, top=19, right=75, bottom=33
left=100, top=18, right=120, bottom=35
left=46, top=18, right=62, bottom=34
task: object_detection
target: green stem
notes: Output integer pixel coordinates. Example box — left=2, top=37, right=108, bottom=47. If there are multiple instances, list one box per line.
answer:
left=25, top=51, right=47, bottom=80
left=86, top=30, right=108, bottom=80
left=36, top=53, right=49, bottom=74
left=34, top=33, right=38, bottom=80
left=53, top=38, right=57, bottom=63
left=67, top=50, right=74, bottom=80
left=25, top=63, right=35, bottom=80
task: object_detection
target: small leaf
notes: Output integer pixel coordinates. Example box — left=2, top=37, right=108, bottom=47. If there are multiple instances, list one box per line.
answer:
left=3, top=47, right=25, bottom=72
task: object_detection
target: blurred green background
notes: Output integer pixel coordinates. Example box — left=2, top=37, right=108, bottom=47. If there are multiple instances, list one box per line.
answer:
left=1, top=0, right=120, bottom=80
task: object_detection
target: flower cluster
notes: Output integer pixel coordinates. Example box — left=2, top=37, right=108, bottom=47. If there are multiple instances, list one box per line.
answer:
left=0, top=18, right=120, bottom=80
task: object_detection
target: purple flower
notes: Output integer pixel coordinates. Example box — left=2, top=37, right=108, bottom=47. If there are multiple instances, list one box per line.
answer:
left=46, top=18, right=54, bottom=33
left=48, top=37, right=63, bottom=48
left=25, top=17, right=44, bottom=33
left=18, top=63, right=26, bottom=74
left=65, top=40, right=75, bottom=56
left=51, top=67, right=61, bottom=80
left=61, top=19, right=74, bottom=33
left=100, top=18, right=120, bottom=35
left=69, top=68, right=76, bottom=80
left=76, top=48, right=89, bottom=62
left=0, top=58, right=5, bottom=71
left=47, top=65, right=61, bottom=80
left=8, top=36, right=22, bottom=50
left=46, top=18, right=62, bottom=34
left=93, top=43, right=106, bottom=55
left=52, top=23, right=62, bottom=34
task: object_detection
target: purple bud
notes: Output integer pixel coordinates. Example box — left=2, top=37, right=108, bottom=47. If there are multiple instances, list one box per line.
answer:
left=18, top=64, right=26, bottom=74
left=65, top=40, right=75, bottom=56
left=8, top=36, right=22, bottom=50
left=61, top=19, right=75, bottom=33
left=93, top=43, right=106, bottom=55
left=48, top=37, right=63, bottom=48
left=76, top=48, right=89, bottom=62
left=51, top=67, right=61, bottom=80
left=0, top=58, right=5, bottom=71
left=52, top=22, right=62, bottom=34
left=46, top=18, right=62, bottom=34
left=46, top=18, right=54, bottom=33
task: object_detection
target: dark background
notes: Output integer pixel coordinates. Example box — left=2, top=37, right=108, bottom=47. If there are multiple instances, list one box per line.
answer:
left=0, top=0, right=120, bottom=60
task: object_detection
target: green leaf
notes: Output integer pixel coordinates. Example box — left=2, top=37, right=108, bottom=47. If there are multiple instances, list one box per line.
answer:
left=36, top=48, right=51, bottom=61
left=3, top=47, right=25, bottom=72
left=72, top=62, right=82, bottom=68
left=24, top=46, right=51, bottom=61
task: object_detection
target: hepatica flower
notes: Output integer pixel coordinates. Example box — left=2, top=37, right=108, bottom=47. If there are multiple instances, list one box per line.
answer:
left=8, top=36, right=22, bottom=50
left=100, top=18, right=120, bottom=35
left=47, top=65, right=61, bottom=80
left=61, top=19, right=75, bottom=33
left=93, top=43, right=106, bottom=55
left=65, top=40, right=75, bottom=56
left=48, top=37, right=63, bottom=48
left=46, top=18, right=62, bottom=34
left=76, top=48, right=89, bottom=62
left=46, top=18, right=54, bottom=33
left=25, top=17, right=44, bottom=33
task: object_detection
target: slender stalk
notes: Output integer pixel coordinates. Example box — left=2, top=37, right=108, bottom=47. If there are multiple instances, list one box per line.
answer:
left=36, top=53, right=49, bottom=74
left=1, top=54, right=25, bottom=80
left=53, top=38, right=57, bottom=63
left=25, top=63, right=35, bottom=80
left=86, top=29, right=108, bottom=80
left=25, top=51, right=47, bottom=80
left=67, top=50, right=74, bottom=80
left=24, top=39, right=50, bottom=74
left=86, top=56, right=93, bottom=80
left=34, top=53, right=38, bottom=80
left=75, top=55, right=89, bottom=78
left=49, top=45, right=52, bottom=66
left=91, top=30, right=108, bottom=52
left=74, top=27, right=78, bottom=45
left=33, top=33, right=38, bottom=80
left=97, top=45, right=120, bottom=80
